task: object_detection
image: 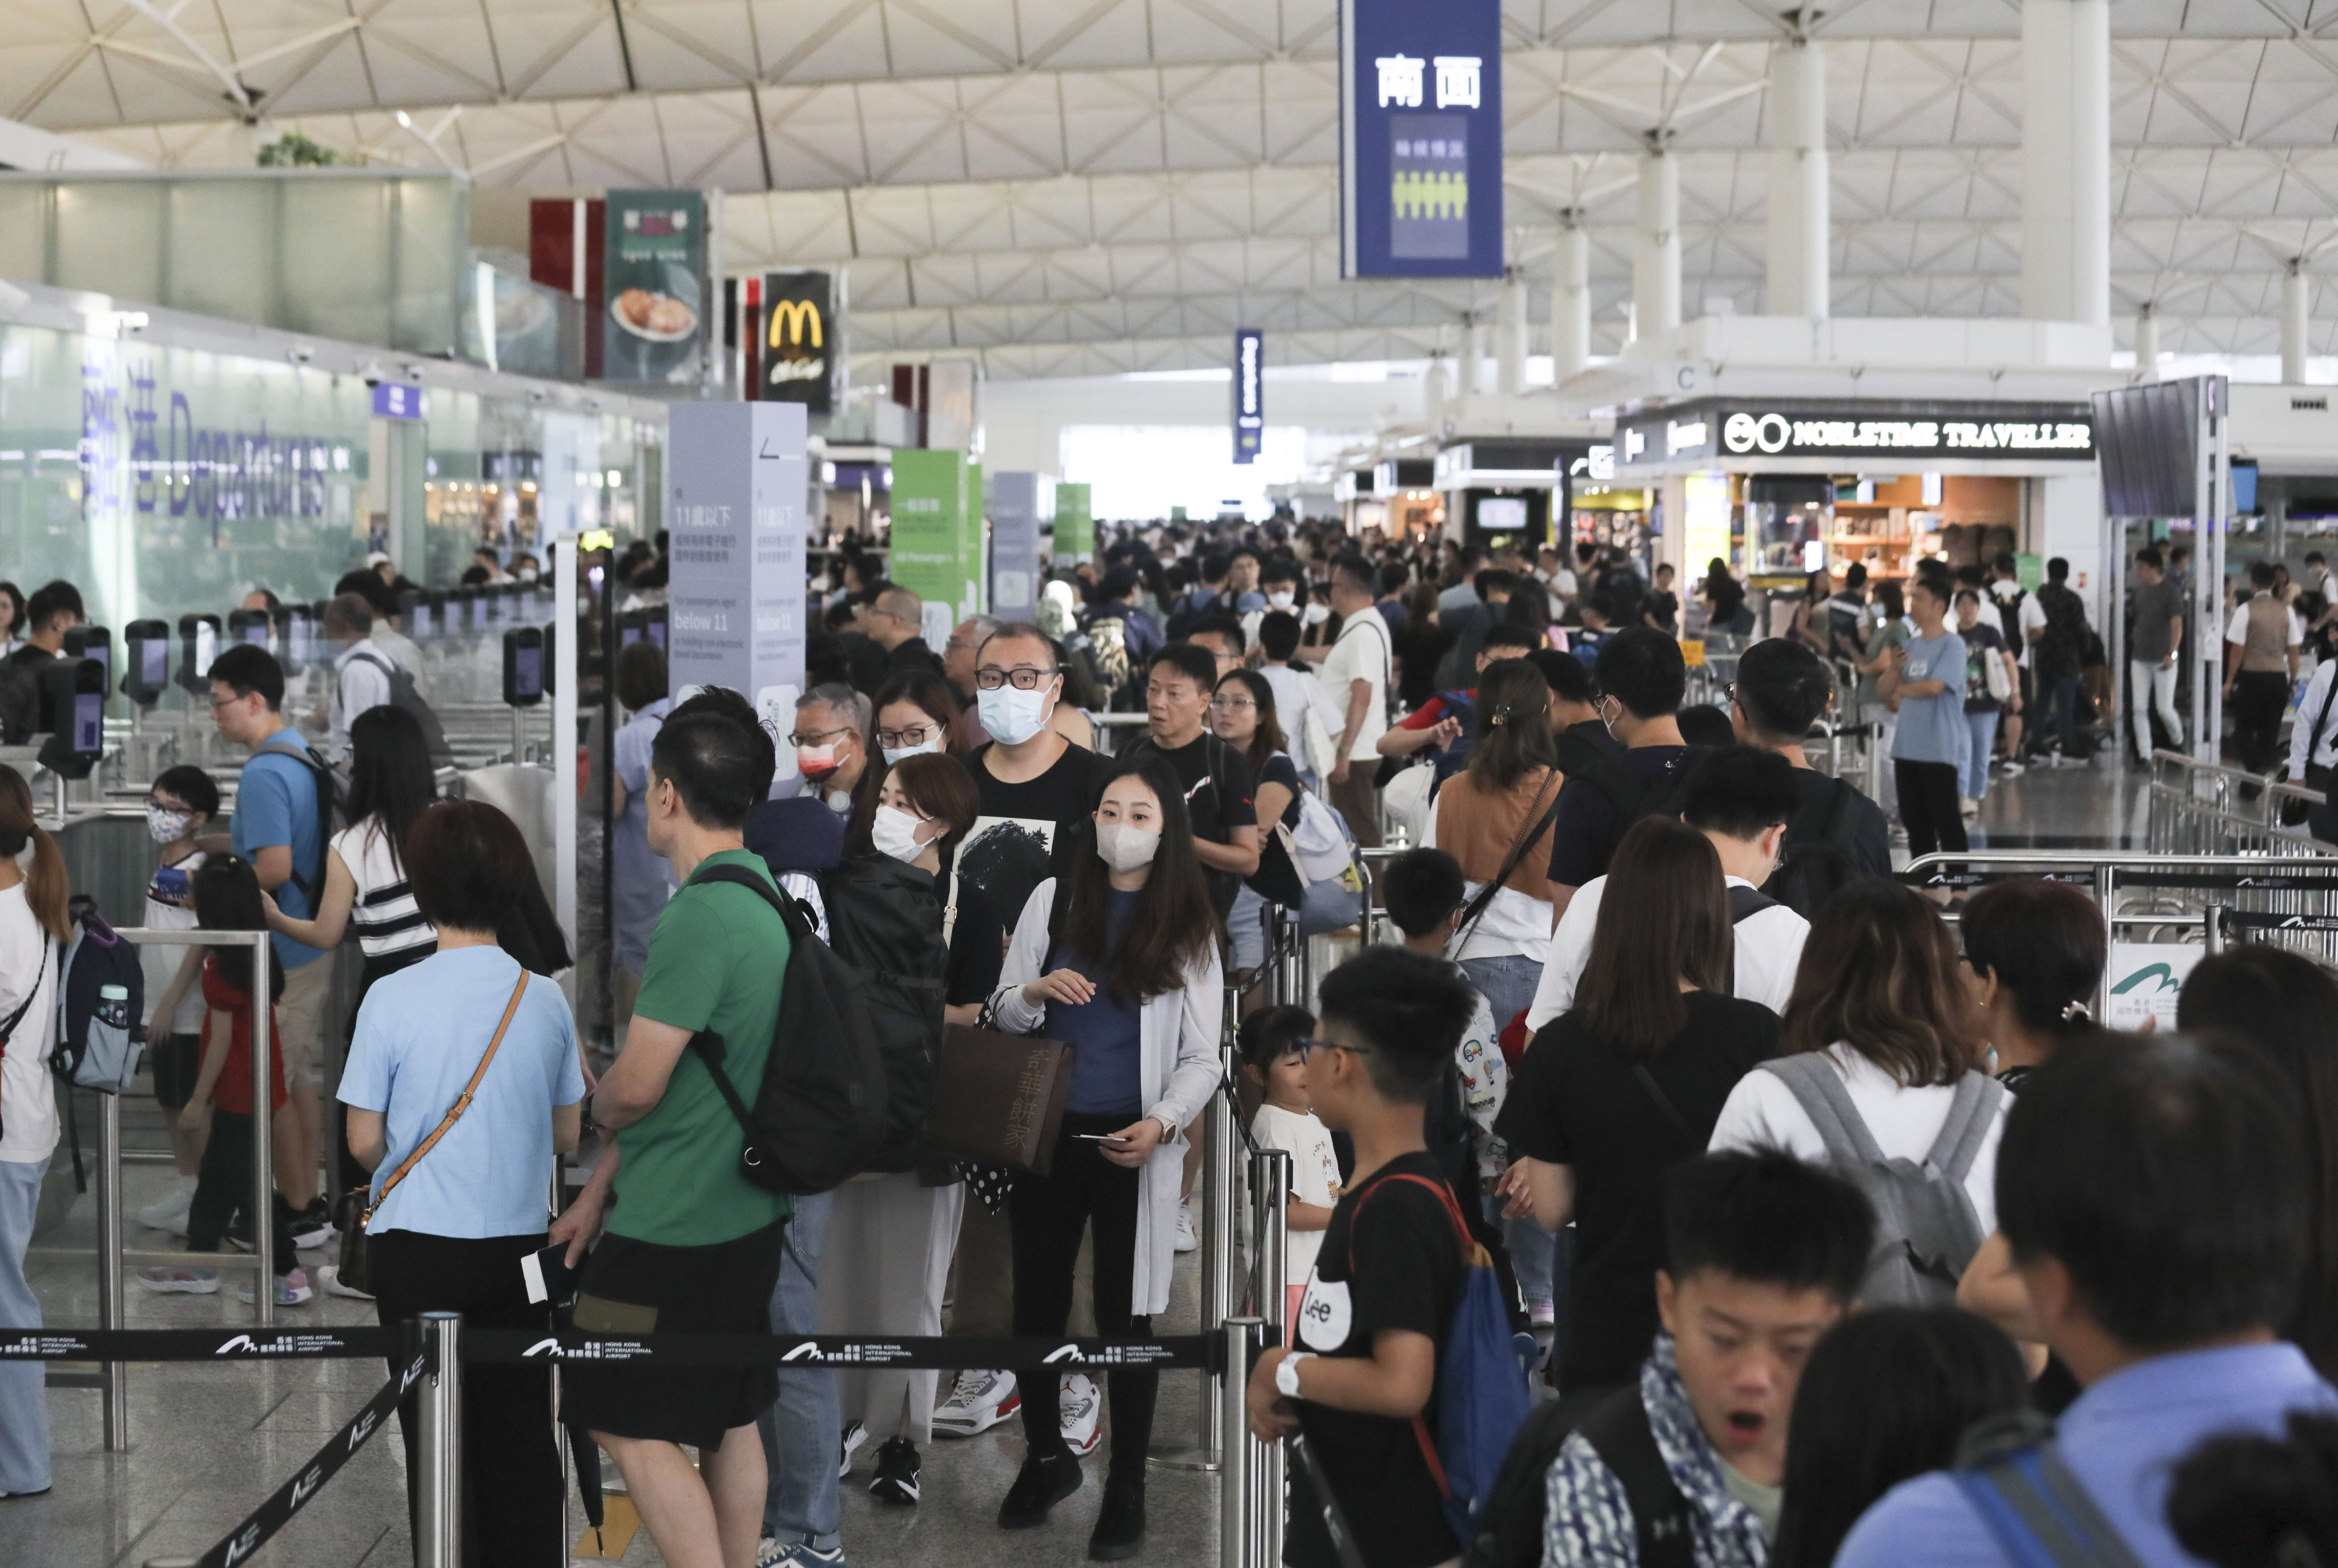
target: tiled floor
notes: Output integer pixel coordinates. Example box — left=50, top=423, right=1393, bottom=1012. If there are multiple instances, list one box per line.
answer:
left=2, top=753, right=2161, bottom=1567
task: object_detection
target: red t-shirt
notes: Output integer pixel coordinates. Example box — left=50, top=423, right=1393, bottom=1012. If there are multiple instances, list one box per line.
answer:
left=1398, top=689, right=1475, bottom=731
left=201, top=955, right=287, bottom=1115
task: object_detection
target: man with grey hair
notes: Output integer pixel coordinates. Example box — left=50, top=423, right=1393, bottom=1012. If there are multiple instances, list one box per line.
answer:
left=863, top=585, right=947, bottom=685
left=320, top=591, right=392, bottom=760
left=792, top=682, right=872, bottom=813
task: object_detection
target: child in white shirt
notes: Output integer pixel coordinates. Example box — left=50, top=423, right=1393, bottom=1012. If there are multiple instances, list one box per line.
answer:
left=1241, top=1005, right=1342, bottom=1340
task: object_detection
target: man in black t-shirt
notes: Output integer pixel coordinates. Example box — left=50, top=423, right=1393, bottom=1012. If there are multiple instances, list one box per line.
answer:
left=1527, top=647, right=1623, bottom=777
left=1726, top=638, right=1892, bottom=910
left=1245, top=948, right=1482, bottom=1568
left=1544, top=628, right=1701, bottom=908
left=959, top=623, right=1105, bottom=932
left=1120, top=643, right=1259, bottom=920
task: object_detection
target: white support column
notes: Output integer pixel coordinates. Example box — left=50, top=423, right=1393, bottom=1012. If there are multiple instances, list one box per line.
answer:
left=1497, top=265, right=1527, bottom=396
left=1552, top=218, right=1591, bottom=379
left=1424, top=355, right=1450, bottom=428
left=1455, top=320, right=1481, bottom=398
left=1635, top=143, right=1681, bottom=340
left=1765, top=38, right=1829, bottom=320
left=2284, top=262, right=2311, bottom=384
left=2134, top=303, right=2160, bottom=381
left=2021, top=0, right=2111, bottom=325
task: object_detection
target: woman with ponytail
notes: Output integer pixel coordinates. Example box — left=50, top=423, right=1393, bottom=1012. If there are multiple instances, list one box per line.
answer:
left=0, top=763, right=66, bottom=1498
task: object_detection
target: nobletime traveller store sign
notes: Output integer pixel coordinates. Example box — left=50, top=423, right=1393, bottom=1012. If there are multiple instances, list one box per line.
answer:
left=1613, top=398, right=2096, bottom=474
left=1339, top=0, right=1503, bottom=278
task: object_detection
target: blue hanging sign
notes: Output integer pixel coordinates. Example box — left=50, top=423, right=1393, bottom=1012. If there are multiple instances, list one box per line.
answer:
left=1339, top=0, right=1503, bottom=279
left=1233, top=329, right=1263, bottom=465
left=371, top=381, right=423, bottom=420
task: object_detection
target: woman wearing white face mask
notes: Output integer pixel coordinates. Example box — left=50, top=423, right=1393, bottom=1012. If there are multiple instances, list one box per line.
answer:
left=819, top=753, right=1003, bottom=1508
left=984, top=757, right=1223, bottom=1558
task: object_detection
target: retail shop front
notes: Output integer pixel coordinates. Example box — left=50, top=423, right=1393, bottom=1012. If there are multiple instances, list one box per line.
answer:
left=1612, top=397, right=2098, bottom=615
left=1434, top=438, right=1591, bottom=553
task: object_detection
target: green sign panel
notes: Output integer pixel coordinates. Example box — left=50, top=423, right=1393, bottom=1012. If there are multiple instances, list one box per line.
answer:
left=891, top=449, right=981, bottom=622
left=1056, top=482, right=1094, bottom=563
left=2015, top=552, right=2043, bottom=592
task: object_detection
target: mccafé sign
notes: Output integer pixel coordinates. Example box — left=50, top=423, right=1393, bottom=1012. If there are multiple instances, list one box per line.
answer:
left=760, top=271, right=835, bottom=414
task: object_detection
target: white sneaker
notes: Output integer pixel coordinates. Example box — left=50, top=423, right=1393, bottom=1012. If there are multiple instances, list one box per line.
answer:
left=318, top=1264, right=373, bottom=1301
left=1527, top=1300, right=1556, bottom=1329
left=839, top=1418, right=867, bottom=1479
left=1174, top=1200, right=1198, bottom=1254
left=1060, top=1373, right=1101, bottom=1456
left=136, top=1188, right=192, bottom=1235
left=1959, top=797, right=1980, bottom=817
left=933, top=1369, right=1020, bottom=1438
left=135, top=1264, right=218, bottom=1295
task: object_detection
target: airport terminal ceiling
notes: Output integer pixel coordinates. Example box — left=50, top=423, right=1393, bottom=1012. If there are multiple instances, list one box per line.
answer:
left=9, top=1, right=2338, bottom=378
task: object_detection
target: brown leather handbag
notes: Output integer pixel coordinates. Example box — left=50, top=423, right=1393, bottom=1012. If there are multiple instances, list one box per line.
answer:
left=925, top=1022, right=1075, bottom=1176
left=334, top=969, right=531, bottom=1296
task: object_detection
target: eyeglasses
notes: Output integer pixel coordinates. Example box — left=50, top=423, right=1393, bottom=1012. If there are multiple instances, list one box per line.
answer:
left=786, top=725, right=856, bottom=748
left=975, top=666, right=1058, bottom=691
left=1294, top=1037, right=1371, bottom=1064
left=208, top=694, right=245, bottom=712
left=1208, top=694, right=1255, bottom=712
left=876, top=721, right=944, bottom=748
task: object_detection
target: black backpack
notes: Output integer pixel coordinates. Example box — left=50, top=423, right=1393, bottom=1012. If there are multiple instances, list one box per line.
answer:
left=681, top=862, right=891, bottom=1195
left=1578, top=748, right=1709, bottom=879
left=347, top=650, right=455, bottom=764
left=2034, top=583, right=2088, bottom=680
left=817, top=853, right=950, bottom=1174
left=1765, top=774, right=1863, bottom=918
left=1470, top=1384, right=1693, bottom=1568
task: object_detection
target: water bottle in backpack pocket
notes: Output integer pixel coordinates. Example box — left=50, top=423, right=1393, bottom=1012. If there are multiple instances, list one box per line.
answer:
left=55, top=901, right=144, bottom=1094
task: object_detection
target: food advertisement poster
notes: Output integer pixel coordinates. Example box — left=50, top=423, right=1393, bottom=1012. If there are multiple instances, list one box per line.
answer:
left=602, top=190, right=706, bottom=385
left=760, top=271, right=835, bottom=413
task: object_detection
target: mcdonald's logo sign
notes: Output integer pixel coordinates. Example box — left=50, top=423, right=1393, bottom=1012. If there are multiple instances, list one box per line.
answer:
left=759, top=270, right=834, bottom=413
left=767, top=298, right=823, bottom=350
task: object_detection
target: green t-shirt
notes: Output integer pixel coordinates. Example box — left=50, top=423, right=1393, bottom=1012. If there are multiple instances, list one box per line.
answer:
left=613, top=848, right=794, bottom=1245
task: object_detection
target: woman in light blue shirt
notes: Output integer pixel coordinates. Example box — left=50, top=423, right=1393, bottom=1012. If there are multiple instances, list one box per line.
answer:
left=340, top=798, right=586, bottom=1568
left=1882, top=574, right=1971, bottom=860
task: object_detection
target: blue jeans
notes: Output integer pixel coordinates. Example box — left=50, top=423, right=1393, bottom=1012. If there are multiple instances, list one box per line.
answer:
left=1456, top=955, right=1562, bottom=1314
left=2039, top=675, right=2081, bottom=757
left=1962, top=710, right=2000, bottom=800
left=1230, top=885, right=1268, bottom=973
left=1458, top=953, right=1543, bottom=1033
left=760, top=1189, right=839, bottom=1549
left=0, top=1156, right=50, bottom=1495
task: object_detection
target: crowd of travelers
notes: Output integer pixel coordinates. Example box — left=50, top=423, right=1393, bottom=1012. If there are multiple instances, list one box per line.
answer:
left=0, top=519, right=2331, bottom=1568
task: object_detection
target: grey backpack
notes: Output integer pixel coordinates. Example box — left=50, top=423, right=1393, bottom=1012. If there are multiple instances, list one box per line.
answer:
left=1756, top=1053, right=2006, bottom=1307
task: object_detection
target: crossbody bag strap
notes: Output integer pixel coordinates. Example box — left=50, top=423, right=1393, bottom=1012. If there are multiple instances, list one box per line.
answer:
left=361, top=967, right=530, bottom=1226
left=1, top=940, right=49, bottom=1045
left=2310, top=663, right=2338, bottom=766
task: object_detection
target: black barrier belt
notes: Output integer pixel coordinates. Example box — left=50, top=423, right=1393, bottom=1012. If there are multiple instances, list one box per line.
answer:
left=0, top=1326, right=403, bottom=1360
left=184, top=1347, right=427, bottom=1568
left=2219, top=910, right=2338, bottom=932
left=464, top=1331, right=1222, bottom=1372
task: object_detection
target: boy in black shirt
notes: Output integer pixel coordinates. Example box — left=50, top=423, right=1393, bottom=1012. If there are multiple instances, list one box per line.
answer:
left=1120, top=642, right=1259, bottom=919
left=1246, top=947, right=1482, bottom=1568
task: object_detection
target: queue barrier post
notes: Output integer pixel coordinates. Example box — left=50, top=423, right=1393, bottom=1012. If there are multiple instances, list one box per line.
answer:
left=1154, top=1001, right=1238, bottom=1473
left=1218, top=1316, right=1265, bottom=1568
left=416, top=1312, right=464, bottom=1568
left=1249, top=1150, right=1290, bottom=1568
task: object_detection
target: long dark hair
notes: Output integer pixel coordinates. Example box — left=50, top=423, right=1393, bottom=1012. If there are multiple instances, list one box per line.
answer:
left=1574, top=816, right=1729, bottom=1054
left=1464, top=658, right=1556, bottom=793
left=1215, top=668, right=1286, bottom=781
left=195, top=856, right=285, bottom=1002
left=2179, top=949, right=2338, bottom=1378
left=0, top=581, right=23, bottom=639
left=1770, top=1309, right=2030, bottom=1568
left=345, top=704, right=439, bottom=874
left=1060, top=756, right=1217, bottom=1003
left=1782, top=880, right=1982, bottom=1086
left=0, top=764, right=69, bottom=942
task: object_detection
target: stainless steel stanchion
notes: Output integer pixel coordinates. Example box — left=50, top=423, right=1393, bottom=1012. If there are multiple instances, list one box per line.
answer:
left=1154, top=1017, right=1237, bottom=1473
left=416, top=1312, right=464, bottom=1568
left=2095, top=864, right=2117, bottom=1023
left=99, top=1086, right=127, bottom=1450
left=1270, top=906, right=1297, bottom=1008
left=1219, top=1316, right=1264, bottom=1568
left=250, top=933, right=275, bottom=1327
left=2204, top=903, right=2227, bottom=956
left=1249, top=1151, right=1290, bottom=1568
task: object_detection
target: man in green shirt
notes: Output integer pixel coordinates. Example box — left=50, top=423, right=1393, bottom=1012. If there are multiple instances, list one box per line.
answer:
left=555, top=708, right=791, bottom=1568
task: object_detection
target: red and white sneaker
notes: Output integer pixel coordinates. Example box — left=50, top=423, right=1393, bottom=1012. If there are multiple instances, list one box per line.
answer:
left=934, top=1369, right=1021, bottom=1438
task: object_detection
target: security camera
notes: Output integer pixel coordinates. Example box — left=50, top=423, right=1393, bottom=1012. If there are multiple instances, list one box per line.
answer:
left=288, top=344, right=313, bottom=364
left=359, top=358, right=385, bottom=387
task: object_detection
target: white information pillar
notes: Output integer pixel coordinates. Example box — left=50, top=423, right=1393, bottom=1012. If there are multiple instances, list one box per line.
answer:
left=2021, top=0, right=2110, bottom=325
left=2134, top=304, right=2161, bottom=381
left=1765, top=38, right=1829, bottom=320
left=1496, top=266, right=1527, bottom=396
left=989, top=471, right=1051, bottom=623
left=666, top=402, right=809, bottom=747
left=1456, top=321, right=1482, bottom=398
left=2284, top=263, right=2311, bottom=385
left=1636, top=144, right=1682, bottom=340
left=1552, top=219, right=1591, bottom=379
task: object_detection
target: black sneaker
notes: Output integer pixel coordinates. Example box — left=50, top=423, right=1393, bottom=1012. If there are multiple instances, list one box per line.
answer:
left=997, top=1449, right=1082, bottom=1529
left=1088, top=1478, right=1146, bottom=1561
left=868, top=1437, right=920, bottom=1505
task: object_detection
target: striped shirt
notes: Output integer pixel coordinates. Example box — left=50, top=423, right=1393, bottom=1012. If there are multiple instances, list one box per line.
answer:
left=334, top=820, right=436, bottom=964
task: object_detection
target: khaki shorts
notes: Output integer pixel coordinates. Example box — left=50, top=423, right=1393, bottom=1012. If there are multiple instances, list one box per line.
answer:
left=274, top=954, right=331, bottom=1089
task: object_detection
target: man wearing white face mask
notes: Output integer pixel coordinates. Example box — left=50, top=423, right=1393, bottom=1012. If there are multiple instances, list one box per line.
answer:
left=1241, top=562, right=1306, bottom=649
left=790, top=684, right=872, bottom=816
left=957, top=624, right=1104, bottom=934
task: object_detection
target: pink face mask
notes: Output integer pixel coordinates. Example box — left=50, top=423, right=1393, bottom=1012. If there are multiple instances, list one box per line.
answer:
left=797, top=743, right=839, bottom=781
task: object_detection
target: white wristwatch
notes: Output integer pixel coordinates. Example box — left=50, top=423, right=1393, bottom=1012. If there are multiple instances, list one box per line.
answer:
left=1275, top=1351, right=1315, bottom=1398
